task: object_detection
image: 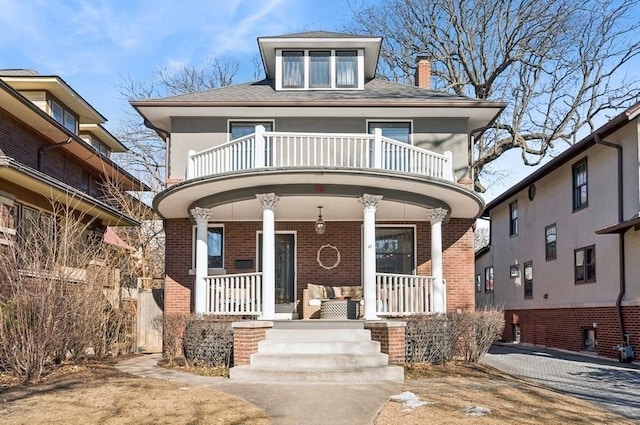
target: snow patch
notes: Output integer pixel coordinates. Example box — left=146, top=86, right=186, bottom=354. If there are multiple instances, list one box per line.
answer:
left=390, top=391, right=434, bottom=411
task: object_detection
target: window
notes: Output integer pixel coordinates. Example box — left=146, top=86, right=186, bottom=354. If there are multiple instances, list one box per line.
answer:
left=375, top=226, right=414, bottom=275
left=309, top=51, right=331, bottom=88
left=573, top=159, right=588, bottom=210
left=509, top=201, right=518, bottom=236
left=192, top=225, right=224, bottom=270
left=81, top=171, right=101, bottom=198
left=484, top=266, right=494, bottom=292
left=575, top=245, right=596, bottom=284
left=91, top=139, right=110, bottom=157
left=282, top=51, right=304, bottom=88
left=368, top=121, right=411, bottom=144
left=50, top=99, right=77, bottom=133
left=524, top=261, right=533, bottom=298
left=279, top=50, right=361, bottom=90
left=476, top=274, right=482, bottom=293
left=229, top=121, right=273, bottom=140
left=545, top=224, right=557, bottom=261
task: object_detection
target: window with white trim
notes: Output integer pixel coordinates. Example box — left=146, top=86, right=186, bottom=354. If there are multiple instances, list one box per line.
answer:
left=278, top=49, right=361, bottom=90
left=50, top=98, right=77, bottom=134
left=229, top=121, right=273, bottom=140
left=192, top=225, right=224, bottom=270
left=368, top=121, right=412, bottom=144
left=375, top=226, right=415, bottom=275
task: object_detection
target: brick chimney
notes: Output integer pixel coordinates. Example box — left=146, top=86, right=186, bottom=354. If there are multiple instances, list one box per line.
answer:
left=415, top=56, right=431, bottom=89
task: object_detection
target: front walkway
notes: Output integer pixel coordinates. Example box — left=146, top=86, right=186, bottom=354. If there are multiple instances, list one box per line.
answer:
left=482, top=343, right=640, bottom=421
left=116, top=354, right=402, bottom=425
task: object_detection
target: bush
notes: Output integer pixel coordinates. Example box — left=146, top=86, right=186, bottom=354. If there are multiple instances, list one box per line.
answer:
left=405, top=308, right=505, bottom=365
left=182, top=316, right=234, bottom=368
left=159, top=313, right=190, bottom=366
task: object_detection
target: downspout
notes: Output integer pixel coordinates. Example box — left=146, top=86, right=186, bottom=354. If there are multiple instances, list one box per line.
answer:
left=38, top=136, right=72, bottom=171
left=594, top=134, right=626, bottom=343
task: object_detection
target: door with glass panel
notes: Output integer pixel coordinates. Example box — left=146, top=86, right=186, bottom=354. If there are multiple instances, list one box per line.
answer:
left=258, top=232, right=296, bottom=313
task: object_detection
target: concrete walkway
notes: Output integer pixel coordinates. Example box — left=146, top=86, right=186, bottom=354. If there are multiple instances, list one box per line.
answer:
left=116, top=354, right=402, bottom=425
left=482, top=343, right=640, bottom=421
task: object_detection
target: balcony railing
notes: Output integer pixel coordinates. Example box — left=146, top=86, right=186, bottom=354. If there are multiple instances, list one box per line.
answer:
left=187, top=126, right=454, bottom=181
left=203, top=271, right=435, bottom=316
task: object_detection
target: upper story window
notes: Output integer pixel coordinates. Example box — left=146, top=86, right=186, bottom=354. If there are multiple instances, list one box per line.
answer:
left=523, top=261, right=533, bottom=298
left=50, top=98, right=77, bottom=134
left=229, top=121, right=274, bottom=140
left=509, top=201, right=518, bottom=237
left=545, top=223, right=557, bottom=261
left=573, top=158, right=588, bottom=211
left=278, top=49, right=362, bottom=90
left=368, top=121, right=412, bottom=144
left=91, top=139, right=110, bottom=158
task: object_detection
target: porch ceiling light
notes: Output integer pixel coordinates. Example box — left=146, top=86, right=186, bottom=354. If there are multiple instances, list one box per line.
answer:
left=315, top=206, right=326, bottom=235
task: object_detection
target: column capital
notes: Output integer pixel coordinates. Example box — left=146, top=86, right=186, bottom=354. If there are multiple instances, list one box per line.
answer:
left=425, top=207, right=448, bottom=224
left=190, top=207, right=213, bottom=224
left=359, top=194, right=383, bottom=212
left=256, top=193, right=279, bottom=210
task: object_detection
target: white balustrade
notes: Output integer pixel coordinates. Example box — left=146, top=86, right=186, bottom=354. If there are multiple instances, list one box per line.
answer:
left=205, top=272, right=262, bottom=315
left=187, top=131, right=453, bottom=181
left=376, top=273, right=434, bottom=316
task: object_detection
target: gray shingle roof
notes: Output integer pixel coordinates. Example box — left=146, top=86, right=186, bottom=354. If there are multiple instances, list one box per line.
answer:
left=0, top=69, right=39, bottom=76
left=262, top=31, right=372, bottom=39
left=150, top=78, right=475, bottom=104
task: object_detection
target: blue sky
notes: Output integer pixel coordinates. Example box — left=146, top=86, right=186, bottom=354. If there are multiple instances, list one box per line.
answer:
left=0, top=0, right=604, bottom=201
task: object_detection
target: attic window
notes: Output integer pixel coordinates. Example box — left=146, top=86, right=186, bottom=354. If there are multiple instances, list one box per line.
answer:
left=50, top=98, right=77, bottom=134
left=278, top=49, right=362, bottom=90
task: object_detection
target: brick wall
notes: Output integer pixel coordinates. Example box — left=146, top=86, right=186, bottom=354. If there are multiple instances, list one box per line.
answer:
left=504, top=305, right=640, bottom=359
left=165, top=218, right=476, bottom=316
left=232, top=321, right=272, bottom=366
left=0, top=108, right=96, bottom=194
left=365, top=321, right=406, bottom=365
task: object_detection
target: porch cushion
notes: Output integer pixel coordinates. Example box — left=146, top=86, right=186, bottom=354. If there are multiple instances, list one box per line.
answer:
left=307, top=283, right=326, bottom=299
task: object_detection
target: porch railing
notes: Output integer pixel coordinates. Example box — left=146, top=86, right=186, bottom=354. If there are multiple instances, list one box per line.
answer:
left=205, top=272, right=262, bottom=315
left=187, top=127, right=453, bottom=181
left=376, top=273, right=434, bottom=316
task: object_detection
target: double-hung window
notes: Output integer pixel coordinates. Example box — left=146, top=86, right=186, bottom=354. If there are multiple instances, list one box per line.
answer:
left=282, top=51, right=304, bottom=88
left=545, top=224, right=557, bottom=261
left=375, top=226, right=415, bottom=275
left=573, top=159, right=588, bottom=210
left=509, top=201, right=518, bottom=237
left=575, top=245, right=596, bottom=284
left=336, top=51, right=357, bottom=88
left=485, top=266, right=494, bottom=292
left=309, top=51, right=331, bottom=88
left=524, top=261, right=533, bottom=298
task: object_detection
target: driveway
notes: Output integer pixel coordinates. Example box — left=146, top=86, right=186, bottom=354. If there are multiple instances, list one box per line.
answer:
left=482, top=343, right=640, bottom=421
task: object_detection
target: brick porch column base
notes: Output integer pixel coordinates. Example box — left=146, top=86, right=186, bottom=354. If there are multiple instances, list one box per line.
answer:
left=364, top=320, right=406, bottom=365
left=232, top=321, right=273, bottom=366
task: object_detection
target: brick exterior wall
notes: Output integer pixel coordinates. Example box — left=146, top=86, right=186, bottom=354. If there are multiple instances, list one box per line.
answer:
left=504, top=305, right=640, bottom=359
left=0, top=108, right=98, bottom=195
left=365, top=321, right=406, bottom=365
left=164, top=217, right=476, bottom=316
left=232, top=321, right=272, bottom=366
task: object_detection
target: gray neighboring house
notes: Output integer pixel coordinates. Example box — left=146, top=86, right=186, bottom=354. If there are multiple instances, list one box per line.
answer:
left=478, top=103, right=640, bottom=360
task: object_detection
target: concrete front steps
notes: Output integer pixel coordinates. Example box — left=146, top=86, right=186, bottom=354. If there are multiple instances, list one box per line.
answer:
left=230, top=322, right=404, bottom=383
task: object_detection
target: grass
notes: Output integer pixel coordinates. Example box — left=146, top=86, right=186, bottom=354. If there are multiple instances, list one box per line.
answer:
left=0, top=359, right=633, bottom=424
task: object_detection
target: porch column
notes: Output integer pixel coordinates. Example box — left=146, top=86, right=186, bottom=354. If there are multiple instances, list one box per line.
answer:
left=426, top=207, right=448, bottom=313
left=256, top=193, right=279, bottom=320
left=359, top=193, right=383, bottom=320
left=191, top=207, right=213, bottom=314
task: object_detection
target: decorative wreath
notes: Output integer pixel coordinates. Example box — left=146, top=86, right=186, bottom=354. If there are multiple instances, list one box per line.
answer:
left=317, top=244, right=341, bottom=270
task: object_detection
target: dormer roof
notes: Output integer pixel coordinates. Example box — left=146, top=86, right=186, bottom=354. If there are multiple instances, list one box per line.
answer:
left=258, top=31, right=382, bottom=80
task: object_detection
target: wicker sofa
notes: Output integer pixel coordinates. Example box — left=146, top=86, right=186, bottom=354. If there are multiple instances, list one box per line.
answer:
left=301, top=283, right=363, bottom=319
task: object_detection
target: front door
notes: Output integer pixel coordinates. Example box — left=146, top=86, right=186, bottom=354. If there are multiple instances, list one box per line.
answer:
left=258, top=233, right=296, bottom=313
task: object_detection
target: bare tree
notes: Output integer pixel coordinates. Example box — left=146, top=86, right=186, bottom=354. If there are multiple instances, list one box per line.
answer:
left=114, top=56, right=240, bottom=191
left=348, top=0, right=640, bottom=191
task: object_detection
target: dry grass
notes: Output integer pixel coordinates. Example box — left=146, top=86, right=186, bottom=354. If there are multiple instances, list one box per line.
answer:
left=0, top=361, right=633, bottom=424
left=376, top=362, right=634, bottom=425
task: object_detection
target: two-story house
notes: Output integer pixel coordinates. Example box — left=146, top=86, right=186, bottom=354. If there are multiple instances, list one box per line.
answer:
left=0, top=70, right=147, bottom=286
left=133, top=31, right=505, bottom=326
left=478, top=103, right=640, bottom=360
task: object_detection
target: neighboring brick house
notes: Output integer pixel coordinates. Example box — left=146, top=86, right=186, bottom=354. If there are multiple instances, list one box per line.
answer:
left=479, top=103, right=640, bottom=360
left=0, top=70, right=146, bottom=280
left=132, top=31, right=505, bottom=322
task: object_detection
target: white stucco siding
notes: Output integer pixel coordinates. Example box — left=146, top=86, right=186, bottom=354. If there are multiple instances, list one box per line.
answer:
left=624, top=231, right=640, bottom=303
left=614, top=120, right=640, bottom=218
left=490, top=144, right=622, bottom=310
left=474, top=249, right=495, bottom=308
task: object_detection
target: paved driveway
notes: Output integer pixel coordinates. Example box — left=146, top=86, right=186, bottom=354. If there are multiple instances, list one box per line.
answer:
left=482, top=344, right=640, bottom=421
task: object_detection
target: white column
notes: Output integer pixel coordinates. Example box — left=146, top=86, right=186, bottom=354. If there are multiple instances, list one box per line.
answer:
left=426, top=207, right=448, bottom=313
left=359, top=193, right=383, bottom=320
left=256, top=193, right=279, bottom=320
left=191, top=207, right=213, bottom=314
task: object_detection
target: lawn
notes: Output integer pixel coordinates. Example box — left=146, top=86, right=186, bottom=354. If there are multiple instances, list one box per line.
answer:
left=0, top=360, right=633, bottom=424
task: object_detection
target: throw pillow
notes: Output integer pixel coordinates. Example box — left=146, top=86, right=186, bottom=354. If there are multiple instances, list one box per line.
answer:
left=307, top=283, right=326, bottom=299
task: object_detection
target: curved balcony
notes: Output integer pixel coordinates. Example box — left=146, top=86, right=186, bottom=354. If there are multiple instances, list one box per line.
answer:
left=187, top=126, right=454, bottom=181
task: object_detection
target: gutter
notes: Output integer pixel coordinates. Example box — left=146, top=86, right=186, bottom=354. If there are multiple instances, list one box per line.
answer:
left=38, top=136, right=72, bottom=171
left=594, top=134, right=627, bottom=344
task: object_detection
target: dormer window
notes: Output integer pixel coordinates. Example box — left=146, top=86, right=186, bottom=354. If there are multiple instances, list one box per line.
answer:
left=50, top=98, right=77, bottom=134
left=277, top=49, right=363, bottom=90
